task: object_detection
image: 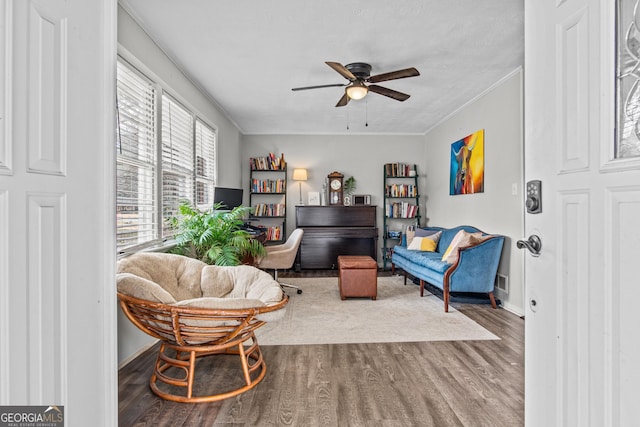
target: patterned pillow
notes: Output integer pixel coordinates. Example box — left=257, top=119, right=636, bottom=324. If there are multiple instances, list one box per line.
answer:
left=406, top=228, right=439, bottom=247
left=407, top=231, right=442, bottom=252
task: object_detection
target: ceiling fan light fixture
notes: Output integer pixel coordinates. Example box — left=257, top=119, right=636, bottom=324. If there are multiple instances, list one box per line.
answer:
left=346, top=81, right=368, bottom=100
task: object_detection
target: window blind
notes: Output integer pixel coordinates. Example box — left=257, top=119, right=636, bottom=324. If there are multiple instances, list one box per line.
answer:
left=116, top=61, right=157, bottom=251
left=161, top=94, right=194, bottom=237
left=195, top=119, right=217, bottom=210
left=115, top=58, right=219, bottom=253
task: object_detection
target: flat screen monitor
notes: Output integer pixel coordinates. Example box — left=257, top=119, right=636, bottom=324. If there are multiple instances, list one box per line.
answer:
left=212, top=187, right=244, bottom=210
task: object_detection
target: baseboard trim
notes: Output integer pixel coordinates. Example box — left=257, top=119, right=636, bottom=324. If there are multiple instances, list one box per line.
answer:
left=118, top=339, right=159, bottom=370
left=500, top=301, right=525, bottom=318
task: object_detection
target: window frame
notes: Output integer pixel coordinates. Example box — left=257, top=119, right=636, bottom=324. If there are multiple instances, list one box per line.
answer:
left=116, top=54, right=218, bottom=254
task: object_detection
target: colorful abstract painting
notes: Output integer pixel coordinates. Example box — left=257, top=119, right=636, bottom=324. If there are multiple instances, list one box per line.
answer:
left=449, top=129, right=484, bottom=195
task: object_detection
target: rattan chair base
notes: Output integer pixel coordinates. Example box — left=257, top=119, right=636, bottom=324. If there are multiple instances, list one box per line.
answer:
left=117, top=291, right=287, bottom=403
left=150, top=332, right=266, bottom=403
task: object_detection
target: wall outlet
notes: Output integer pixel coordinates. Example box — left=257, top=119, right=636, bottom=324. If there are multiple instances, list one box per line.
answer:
left=511, top=183, right=518, bottom=196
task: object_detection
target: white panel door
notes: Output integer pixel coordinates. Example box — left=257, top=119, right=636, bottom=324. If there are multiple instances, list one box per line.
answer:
left=524, top=1, right=640, bottom=426
left=0, top=0, right=117, bottom=425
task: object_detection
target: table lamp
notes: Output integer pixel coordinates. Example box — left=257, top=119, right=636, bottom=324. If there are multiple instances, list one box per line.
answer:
left=292, top=168, right=308, bottom=205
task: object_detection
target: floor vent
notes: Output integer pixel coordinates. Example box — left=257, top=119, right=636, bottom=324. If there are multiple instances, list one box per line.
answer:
left=496, top=274, right=509, bottom=293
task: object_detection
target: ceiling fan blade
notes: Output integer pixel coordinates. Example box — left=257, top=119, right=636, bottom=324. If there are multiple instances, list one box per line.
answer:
left=368, top=67, right=420, bottom=83
left=335, top=92, right=350, bottom=107
left=368, top=85, right=411, bottom=101
left=292, top=83, right=347, bottom=91
left=325, top=62, right=356, bottom=81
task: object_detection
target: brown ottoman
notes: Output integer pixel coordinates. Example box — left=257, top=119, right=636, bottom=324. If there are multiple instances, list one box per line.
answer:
left=337, top=255, right=378, bottom=300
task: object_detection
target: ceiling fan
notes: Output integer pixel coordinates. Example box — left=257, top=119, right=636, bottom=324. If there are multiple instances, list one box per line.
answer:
left=292, top=61, right=420, bottom=107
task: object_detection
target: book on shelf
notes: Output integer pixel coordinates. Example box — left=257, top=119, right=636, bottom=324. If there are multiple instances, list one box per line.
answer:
left=385, top=183, right=418, bottom=197
left=251, top=178, right=286, bottom=193
left=384, top=163, right=415, bottom=177
left=252, top=203, right=285, bottom=217
left=250, top=152, right=286, bottom=170
left=251, top=225, right=282, bottom=241
left=385, top=202, right=419, bottom=218
left=266, top=226, right=282, bottom=241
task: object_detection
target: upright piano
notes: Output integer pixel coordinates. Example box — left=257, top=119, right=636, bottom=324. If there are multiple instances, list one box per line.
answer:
left=295, top=205, right=378, bottom=270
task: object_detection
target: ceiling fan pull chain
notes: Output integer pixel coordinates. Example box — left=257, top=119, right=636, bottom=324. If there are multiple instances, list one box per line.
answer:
left=365, top=98, right=369, bottom=127
left=346, top=105, right=350, bottom=130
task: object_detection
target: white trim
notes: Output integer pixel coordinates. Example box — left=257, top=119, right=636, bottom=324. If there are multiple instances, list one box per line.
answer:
left=0, top=190, right=8, bottom=402
left=241, top=130, right=426, bottom=137
left=0, top=0, right=12, bottom=175
left=501, top=301, right=525, bottom=318
left=101, top=0, right=118, bottom=424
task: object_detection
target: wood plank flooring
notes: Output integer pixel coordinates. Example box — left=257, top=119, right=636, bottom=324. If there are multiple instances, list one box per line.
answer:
left=118, top=271, right=524, bottom=426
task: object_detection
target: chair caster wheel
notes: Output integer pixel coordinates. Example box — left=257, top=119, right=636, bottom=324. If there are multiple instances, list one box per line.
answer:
left=297, top=289, right=303, bottom=294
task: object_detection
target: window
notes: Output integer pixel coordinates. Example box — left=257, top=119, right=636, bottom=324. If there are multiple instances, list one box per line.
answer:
left=616, top=0, right=640, bottom=158
left=116, top=61, right=157, bottom=251
left=161, top=94, right=194, bottom=238
left=195, top=119, right=217, bottom=210
left=116, top=58, right=217, bottom=252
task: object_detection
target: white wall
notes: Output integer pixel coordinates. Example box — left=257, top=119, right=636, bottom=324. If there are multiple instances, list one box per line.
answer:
left=117, top=6, right=244, bottom=364
left=423, top=69, right=524, bottom=314
left=241, top=134, right=426, bottom=255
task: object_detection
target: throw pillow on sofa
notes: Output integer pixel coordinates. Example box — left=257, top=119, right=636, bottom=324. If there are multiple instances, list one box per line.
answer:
left=407, top=231, right=442, bottom=252
left=441, top=230, right=486, bottom=264
left=406, top=228, right=441, bottom=247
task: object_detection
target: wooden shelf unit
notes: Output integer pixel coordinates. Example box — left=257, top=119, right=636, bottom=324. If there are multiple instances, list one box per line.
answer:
left=248, top=155, right=287, bottom=244
left=382, top=163, right=421, bottom=270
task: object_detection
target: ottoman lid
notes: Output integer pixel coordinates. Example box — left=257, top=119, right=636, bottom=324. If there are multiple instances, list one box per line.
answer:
left=338, top=256, right=377, bottom=269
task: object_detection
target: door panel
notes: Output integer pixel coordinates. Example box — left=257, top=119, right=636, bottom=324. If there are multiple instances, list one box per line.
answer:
left=525, top=0, right=640, bottom=426
left=605, top=187, right=640, bottom=426
left=0, top=0, right=117, bottom=424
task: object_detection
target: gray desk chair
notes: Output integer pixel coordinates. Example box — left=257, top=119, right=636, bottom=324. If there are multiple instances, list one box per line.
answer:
left=257, top=228, right=304, bottom=294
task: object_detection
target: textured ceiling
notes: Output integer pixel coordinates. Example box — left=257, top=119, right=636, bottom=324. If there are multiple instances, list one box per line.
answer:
left=121, top=0, right=524, bottom=135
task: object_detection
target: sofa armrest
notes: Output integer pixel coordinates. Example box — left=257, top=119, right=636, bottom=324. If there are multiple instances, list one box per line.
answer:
left=444, top=235, right=505, bottom=294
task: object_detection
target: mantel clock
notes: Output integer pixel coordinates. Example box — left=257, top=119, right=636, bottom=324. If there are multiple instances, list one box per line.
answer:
left=327, top=171, right=344, bottom=205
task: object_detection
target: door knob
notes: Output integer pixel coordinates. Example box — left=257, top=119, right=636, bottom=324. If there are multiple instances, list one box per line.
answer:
left=517, top=235, right=541, bottom=256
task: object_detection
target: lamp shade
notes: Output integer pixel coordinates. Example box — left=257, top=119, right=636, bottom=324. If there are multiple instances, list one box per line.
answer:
left=292, top=168, right=308, bottom=181
left=346, top=82, right=368, bottom=100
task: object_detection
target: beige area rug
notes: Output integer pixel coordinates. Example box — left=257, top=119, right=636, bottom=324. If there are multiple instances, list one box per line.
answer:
left=255, top=275, right=499, bottom=345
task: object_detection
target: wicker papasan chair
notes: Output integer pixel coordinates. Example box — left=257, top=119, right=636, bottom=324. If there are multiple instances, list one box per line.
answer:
left=116, top=252, right=288, bottom=403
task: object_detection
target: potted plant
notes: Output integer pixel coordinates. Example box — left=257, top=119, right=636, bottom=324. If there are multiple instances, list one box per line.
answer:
left=343, top=176, right=356, bottom=205
left=344, top=176, right=356, bottom=195
left=168, top=202, right=266, bottom=266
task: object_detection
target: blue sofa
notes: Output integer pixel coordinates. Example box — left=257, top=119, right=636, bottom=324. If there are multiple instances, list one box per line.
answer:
left=391, top=225, right=505, bottom=312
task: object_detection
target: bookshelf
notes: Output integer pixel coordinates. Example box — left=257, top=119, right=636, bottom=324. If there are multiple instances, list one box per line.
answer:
left=248, top=153, right=287, bottom=244
left=382, top=163, right=421, bottom=270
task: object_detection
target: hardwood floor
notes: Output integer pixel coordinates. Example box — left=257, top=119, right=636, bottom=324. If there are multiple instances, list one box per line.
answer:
left=118, top=271, right=524, bottom=426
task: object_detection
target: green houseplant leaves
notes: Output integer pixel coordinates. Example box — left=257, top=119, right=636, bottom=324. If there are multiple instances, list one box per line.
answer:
left=168, top=202, right=266, bottom=266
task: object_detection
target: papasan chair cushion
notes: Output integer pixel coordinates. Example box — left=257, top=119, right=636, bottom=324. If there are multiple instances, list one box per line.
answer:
left=116, top=252, right=288, bottom=402
left=117, top=252, right=286, bottom=322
